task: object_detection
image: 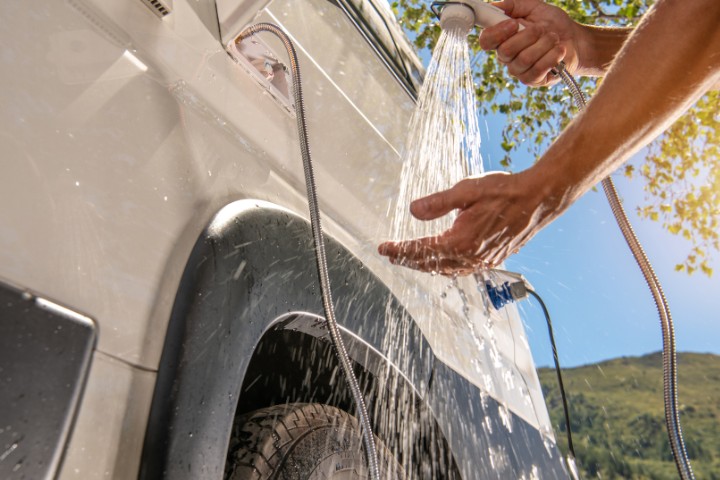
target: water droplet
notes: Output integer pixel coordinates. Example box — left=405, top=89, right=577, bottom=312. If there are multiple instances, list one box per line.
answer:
left=498, top=403, right=513, bottom=433
left=483, top=415, right=493, bottom=434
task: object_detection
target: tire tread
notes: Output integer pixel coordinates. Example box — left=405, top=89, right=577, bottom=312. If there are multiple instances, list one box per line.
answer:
left=225, top=403, right=404, bottom=480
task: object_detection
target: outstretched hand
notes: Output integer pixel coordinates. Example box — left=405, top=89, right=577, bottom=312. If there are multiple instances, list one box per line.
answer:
left=479, top=0, right=583, bottom=86
left=383, top=0, right=720, bottom=276
left=378, top=171, right=561, bottom=275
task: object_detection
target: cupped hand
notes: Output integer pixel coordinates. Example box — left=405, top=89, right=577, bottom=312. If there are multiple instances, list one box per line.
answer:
left=378, top=171, right=559, bottom=276
left=478, top=0, right=583, bottom=86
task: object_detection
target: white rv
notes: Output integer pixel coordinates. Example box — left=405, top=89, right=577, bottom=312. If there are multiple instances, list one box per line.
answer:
left=0, top=0, right=568, bottom=478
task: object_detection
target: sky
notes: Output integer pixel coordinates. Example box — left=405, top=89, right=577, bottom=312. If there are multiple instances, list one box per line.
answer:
left=478, top=116, right=720, bottom=368
left=390, top=3, right=719, bottom=370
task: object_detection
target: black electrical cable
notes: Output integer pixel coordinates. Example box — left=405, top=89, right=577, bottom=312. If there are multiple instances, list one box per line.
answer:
left=527, top=288, right=576, bottom=460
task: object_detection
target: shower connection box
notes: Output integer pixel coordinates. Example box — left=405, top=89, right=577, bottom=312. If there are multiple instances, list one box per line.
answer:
left=227, top=36, right=295, bottom=115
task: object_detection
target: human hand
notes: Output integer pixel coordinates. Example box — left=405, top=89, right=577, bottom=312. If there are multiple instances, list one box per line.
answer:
left=478, top=0, right=583, bottom=86
left=378, top=171, right=559, bottom=276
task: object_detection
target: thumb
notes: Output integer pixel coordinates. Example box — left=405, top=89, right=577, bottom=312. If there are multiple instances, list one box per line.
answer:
left=491, top=0, right=514, bottom=15
left=497, top=0, right=540, bottom=18
left=410, top=172, right=511, bottom=220
left=409, top=181, right=473, bottom=220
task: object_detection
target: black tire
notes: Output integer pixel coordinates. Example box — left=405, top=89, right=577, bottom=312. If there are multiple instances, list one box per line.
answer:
left=225, top=403, right=406, bottom=480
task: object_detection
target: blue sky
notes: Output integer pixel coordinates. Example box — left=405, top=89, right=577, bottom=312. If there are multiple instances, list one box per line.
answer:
left=477, top=114, right=720, bottom=368
left=395, top=7, right=719, bottom=369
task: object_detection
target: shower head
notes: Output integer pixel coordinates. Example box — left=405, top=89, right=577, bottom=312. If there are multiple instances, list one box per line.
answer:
left=438, top=3, right=475, bottom=34
left=432, top=1, right=524, bottom=33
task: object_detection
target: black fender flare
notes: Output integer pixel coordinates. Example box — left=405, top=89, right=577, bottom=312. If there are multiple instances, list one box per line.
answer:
left=139, top=199, right=439, bottom=479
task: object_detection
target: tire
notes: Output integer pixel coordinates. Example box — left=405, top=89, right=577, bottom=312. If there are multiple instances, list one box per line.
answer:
left=225, top=403, right=406, bottom=480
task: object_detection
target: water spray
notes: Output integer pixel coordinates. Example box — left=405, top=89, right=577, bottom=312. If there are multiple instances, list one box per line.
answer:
left=233, top=24, right=381, bottom=480
left=431, top=2, right=695, bottom=479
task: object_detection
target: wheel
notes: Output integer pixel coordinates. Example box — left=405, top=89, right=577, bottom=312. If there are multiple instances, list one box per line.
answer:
left=225, top=403, right=406, bottom=480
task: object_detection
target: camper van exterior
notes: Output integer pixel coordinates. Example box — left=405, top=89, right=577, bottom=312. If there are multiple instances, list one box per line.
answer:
left=0, top=0, right=568, bottom=478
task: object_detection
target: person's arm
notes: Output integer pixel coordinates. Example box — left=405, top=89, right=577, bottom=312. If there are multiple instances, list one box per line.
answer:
left=478, top=0, right=631, bottom=85
left=574, top=24, right=632, bottom=76
left=379, top=0, right=720, bottom=275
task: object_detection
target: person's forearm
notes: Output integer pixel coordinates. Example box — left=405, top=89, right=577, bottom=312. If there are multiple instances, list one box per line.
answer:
left=575, top=25, right=632, bottom=76
left=531, top=0, right=720, bottom=214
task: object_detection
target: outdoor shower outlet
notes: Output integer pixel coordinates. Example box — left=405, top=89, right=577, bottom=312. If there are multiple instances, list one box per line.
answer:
left=227, top=36, right=295, bottom=115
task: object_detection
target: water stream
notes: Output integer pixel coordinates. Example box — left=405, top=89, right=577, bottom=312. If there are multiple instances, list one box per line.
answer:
left=376, top=23, right=565, bottom=478
left=379, top=27, right=515, bottom=477
left=390, top=28, right=484, bottom=242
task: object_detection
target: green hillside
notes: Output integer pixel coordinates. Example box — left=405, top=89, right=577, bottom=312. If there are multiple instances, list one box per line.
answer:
left=538, top=352, right=720, bottom=479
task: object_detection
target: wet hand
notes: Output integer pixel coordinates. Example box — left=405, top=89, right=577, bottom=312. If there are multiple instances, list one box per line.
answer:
left=478, top=0, right=582, bottom=86
left=378, top=171, right=555, bottom=276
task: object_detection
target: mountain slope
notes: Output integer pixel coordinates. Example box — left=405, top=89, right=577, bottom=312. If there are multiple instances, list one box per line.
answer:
left=538, top=352, right=720, bottom=479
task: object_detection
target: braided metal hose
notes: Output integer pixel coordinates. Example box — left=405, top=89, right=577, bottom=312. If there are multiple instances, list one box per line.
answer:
left=236, top=23, right=381, bottom=480
left=556, top=62, right=695, bottom=480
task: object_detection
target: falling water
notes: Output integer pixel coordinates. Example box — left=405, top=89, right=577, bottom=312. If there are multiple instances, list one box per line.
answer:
left=376, top=25, right=558, bottom=479
left=390, top=28, right=483, bottom=242
left=379, top=28, right=488, bottom=477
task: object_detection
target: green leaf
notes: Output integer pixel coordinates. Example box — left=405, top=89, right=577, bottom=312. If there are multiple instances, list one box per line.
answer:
left=394, top=0, right=717, bottom=277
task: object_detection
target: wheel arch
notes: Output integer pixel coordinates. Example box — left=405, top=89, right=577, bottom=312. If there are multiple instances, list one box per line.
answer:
left=139, top=199, right=461, bottom=479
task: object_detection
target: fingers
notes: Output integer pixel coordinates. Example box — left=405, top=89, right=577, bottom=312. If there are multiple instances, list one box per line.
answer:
left=391, top=254, right=482, bottom=276
left=498, top=26, right=553, bottom=67
left=379, top=172, right=531, bottom=275
left=409, top=178, right=478, bottom=220
left=491, top=0, right=513, bottom=15
left=492, top=23, right=565, bottom=86
left=513, top=38, right=566, bottom=86
left=378, top=240, right=492, bottom=276
left=378, top=211, right=502, bottom=271
left=409, top=172, right=511, bottom=221
left=378, top=231, right=470, bottom=266
left=479, top=0, right=575, bottom=87
left=525, top=46, right=566, bottom=86
left=378, top=239, right=432, bottom=260
left=496, top=0, right=542, bottom=18
left=379, top=236, right=518, bottom=276
left=496, top=24, right=553, bottom=65
left=478, top=20, right=520, bottom=51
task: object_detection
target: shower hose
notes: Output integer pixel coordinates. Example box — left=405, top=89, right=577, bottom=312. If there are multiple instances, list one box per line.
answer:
left=235, top=23, right=382, bottom=480
left=235, top=22, right=693, bottom=480
left=555, top=63, right=695, bottom=480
